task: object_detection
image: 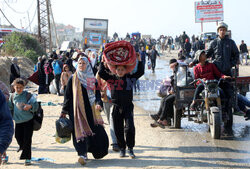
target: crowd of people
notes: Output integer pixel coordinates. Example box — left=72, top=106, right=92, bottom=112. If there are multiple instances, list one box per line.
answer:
left=150, top=22, right=250, bottom=130
left=0, top=21, right=249, bottom=166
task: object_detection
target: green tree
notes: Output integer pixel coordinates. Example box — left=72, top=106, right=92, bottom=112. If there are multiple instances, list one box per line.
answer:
left=3, top=32, right=45, bottom=63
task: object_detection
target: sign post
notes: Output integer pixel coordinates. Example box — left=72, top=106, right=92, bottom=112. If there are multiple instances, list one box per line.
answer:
left=195, top=0, right=224, bottom=31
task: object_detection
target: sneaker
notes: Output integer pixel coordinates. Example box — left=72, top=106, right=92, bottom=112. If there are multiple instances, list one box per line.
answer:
left=119, top=149, right=126, bottom=158
left=150, top=114, right=159, bottom=121
left=78, top=156, right=86, bottom=165
left=112, top=144, right=120, bottom=152
left=128, top=148, right=136, bottom=159
left=24, top=159, right=31, bottom=166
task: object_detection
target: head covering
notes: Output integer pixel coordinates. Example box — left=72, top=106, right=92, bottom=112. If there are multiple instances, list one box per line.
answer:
left=76, top=56, right=96, bottom=105
left=217, top=22, right=228, bottom=31
left=185, top=38, right=189, bottom=43
left=42, top=55, right=47, bottom=60
left=195, top=50, right=205, bottom=62
left=12, top=57, right=18, bottom=64
left=169, top=58, right=177, bottom=65
left=38, top=56, right=42, bottom=62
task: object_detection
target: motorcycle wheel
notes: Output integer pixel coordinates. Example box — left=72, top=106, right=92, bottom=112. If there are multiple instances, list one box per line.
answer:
left=174, top=106, right=182, bottom=129
left=210, top=111, right=221, bottom=139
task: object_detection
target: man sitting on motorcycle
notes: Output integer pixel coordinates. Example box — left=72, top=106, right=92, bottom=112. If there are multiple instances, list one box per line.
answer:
left=190, top=50, right=231, bottom=110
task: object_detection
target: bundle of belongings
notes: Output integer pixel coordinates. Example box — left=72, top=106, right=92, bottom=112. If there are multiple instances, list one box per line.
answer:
left=103, top=40, right=137, bottom=74
left=55, top=117, right=73, bottom=144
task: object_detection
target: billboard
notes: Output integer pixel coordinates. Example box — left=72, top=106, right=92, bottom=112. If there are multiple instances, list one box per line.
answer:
left=84, top=19, right=108, bottom=31
left=89, top=33, right=102, bottom=45
left=195, top=0, right=224, bottom=23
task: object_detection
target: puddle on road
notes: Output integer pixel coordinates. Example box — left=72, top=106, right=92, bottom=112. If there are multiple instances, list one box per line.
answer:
left=134, top=58, right=250, bottom=140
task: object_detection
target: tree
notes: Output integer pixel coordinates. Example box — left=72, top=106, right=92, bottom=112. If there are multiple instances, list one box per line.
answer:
left=3, top=32, right=45, bottom=63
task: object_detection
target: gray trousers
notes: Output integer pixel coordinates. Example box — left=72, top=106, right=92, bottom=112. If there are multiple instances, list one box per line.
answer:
left=103, top=102, right=117, bottom=144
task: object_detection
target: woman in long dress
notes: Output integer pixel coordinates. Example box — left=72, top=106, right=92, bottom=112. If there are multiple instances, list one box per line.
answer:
left=60, top=56, right=103, bottom=165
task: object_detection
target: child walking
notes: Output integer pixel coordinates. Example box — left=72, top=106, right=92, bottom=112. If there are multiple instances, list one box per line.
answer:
left=99, top=53, right=144, bottom=158
left=8, top=78, right=38, bottom=166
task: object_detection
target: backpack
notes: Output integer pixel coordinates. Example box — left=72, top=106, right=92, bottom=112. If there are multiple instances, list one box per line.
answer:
left=44, top=62, right=52, bottom=75
left=53, top=61, right=62, bottom=75
left=10, top=92, right=44, bottom=131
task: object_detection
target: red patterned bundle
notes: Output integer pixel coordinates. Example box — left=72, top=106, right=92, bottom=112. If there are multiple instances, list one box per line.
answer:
left=103, top=41, right=137, bottom=74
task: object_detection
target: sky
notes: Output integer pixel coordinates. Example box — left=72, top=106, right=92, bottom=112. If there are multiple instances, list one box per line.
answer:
left=0, top=0, right=250, bottom=44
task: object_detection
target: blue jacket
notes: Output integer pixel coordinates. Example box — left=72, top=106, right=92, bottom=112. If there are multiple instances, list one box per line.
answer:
left=0, top=89, right=14, bottom=154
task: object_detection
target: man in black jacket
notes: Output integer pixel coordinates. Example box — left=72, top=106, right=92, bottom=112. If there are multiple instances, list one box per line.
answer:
left=149, top=45, right=160, bottom=73
left=239, top=40, right=249, bottom=65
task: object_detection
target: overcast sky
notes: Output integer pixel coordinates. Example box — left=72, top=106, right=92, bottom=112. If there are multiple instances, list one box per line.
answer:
left=1, top=0, right=250, bottom=44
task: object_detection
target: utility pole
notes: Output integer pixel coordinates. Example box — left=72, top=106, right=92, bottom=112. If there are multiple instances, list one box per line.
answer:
left=37, top=0, right=52, bottom=53
left=27, top=12, right=32, bottom=32
left=46, top=0, right=52, bottom=52
left=49, top=1, right=59, bottom=48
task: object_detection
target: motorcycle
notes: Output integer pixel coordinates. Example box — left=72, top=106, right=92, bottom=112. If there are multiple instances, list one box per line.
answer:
left=190, top=78, right=225, bottom=139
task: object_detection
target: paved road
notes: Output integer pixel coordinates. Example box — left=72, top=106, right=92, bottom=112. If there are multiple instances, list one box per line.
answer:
left=132, top=55, right=250, bottom=169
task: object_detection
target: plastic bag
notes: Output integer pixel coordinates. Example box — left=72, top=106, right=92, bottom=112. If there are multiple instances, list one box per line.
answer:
left=147, top=60, right=152, bottom=69
left=157, top=78, right=172, bottom=98
left=55, top=117, right=73, bottom=138
left=55, top=132, right=71, bottom=144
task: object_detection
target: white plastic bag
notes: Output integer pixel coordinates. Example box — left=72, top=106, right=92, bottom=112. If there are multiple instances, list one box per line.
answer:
left=147, top=60, right=152, bottom=69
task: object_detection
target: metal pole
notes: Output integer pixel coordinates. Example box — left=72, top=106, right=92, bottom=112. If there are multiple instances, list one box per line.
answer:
left=37, top=0, right=41, bottom=43
left=20, top=19, right=22, bottom=28
left=201, top=22, right=203, bottom=32
left=27, top=12, right=32, bottom=32
left=49, top=0, right=59, bottom=48
left=46, top=0, right=52, bottom=52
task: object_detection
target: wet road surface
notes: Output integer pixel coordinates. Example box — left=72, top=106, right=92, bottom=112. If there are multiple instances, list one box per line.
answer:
left=133, top=56, right=250, bottom=168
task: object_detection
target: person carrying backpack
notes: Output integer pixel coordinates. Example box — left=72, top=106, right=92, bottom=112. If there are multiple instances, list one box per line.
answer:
left=52, top=53, right=63, bottom=96
left=8, top=78, right=38, bottom=166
